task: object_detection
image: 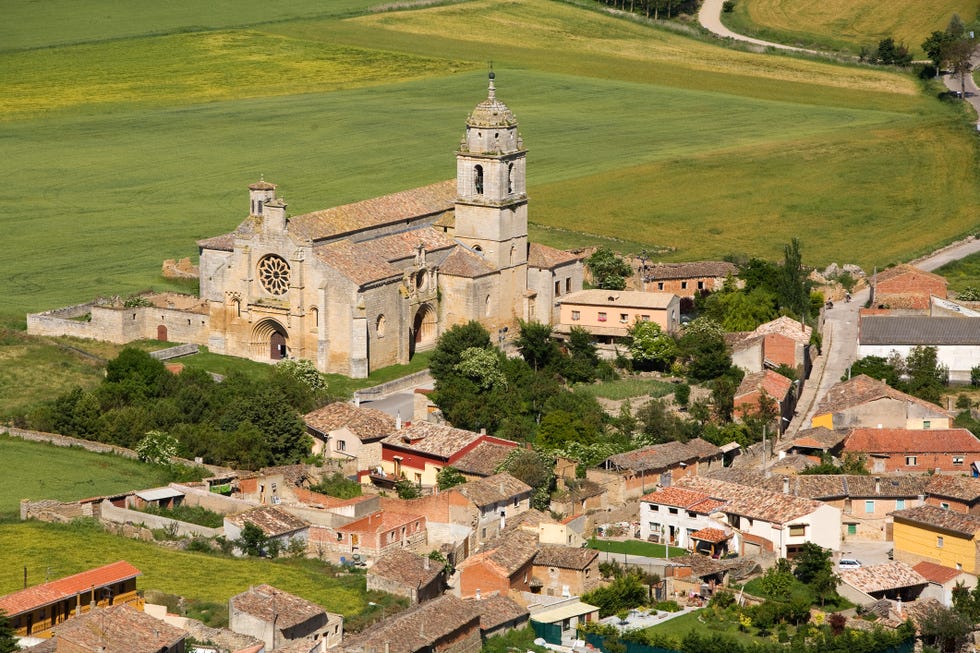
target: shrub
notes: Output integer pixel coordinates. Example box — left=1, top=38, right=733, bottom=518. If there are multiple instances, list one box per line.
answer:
left=722, top=0, right=735, bottom=11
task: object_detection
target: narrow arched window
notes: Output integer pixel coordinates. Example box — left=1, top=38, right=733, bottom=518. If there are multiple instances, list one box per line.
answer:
left=474, top=165, right=484, bottom=195
left=508, top=163, right=514, bottom=194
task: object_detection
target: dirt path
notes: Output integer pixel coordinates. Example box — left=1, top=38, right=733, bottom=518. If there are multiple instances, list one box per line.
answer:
left=698, top=0, right=817, bottom=54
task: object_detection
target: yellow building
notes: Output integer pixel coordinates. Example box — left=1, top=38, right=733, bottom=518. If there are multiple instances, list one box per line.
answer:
left=891, top=505, right=980, bottom=574
left=811, top=374, right=952, bottom=431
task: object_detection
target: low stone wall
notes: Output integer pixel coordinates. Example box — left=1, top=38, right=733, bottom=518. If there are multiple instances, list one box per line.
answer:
left=354, top=370, right=432, bottom=400
left=100, top=500, right=222, bottom=538
left=150, top=343, right=199, bottom=360
left=20, top=498, right=100, bottom=522
left=172, top=483, right=253, bottom=515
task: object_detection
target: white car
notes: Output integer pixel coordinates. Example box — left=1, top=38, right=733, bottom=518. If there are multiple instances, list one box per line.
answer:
left=838, top=558, right=862, bottom=570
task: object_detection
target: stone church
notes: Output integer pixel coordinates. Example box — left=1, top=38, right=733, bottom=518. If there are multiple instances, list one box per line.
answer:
left=29, top=75, right=583, bottom=378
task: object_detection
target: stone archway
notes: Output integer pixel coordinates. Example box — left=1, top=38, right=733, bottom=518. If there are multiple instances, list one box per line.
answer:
left=409, top=303, right=437, bottom=358
left=251, top=319, right=288, bottom=360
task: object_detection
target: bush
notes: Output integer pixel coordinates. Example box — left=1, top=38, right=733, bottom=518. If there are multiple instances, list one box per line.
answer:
left=722, top=0, right=735, bottom=11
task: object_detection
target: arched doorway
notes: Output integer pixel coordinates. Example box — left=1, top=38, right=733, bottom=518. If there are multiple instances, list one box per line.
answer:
left=157, top=325, right=168, bottom=342
left=410, top=304, right=437, bottom=357
left=251, top=319, right=288, bottom=360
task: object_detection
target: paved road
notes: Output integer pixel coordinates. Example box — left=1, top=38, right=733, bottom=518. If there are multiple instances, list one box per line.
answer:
left=941, top=52, right=980, bottom=124
left=698, top=0, right=817, bottom=54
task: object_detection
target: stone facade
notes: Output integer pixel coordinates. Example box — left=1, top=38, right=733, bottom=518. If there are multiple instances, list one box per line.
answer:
left=28, top=76, right=583, bottom=379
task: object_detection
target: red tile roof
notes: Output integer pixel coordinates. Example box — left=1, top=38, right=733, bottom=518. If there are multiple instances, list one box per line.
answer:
left=527, top=243, right=581, bottom=269
left=843, top=428, right=980, bottom=454
left=640, top=486, right=713, bottom=509
left=814, top=375, right=952, bottom=419
left=735, top=370, right=793, bottom=402
left=913, top=561, right=965, bottom=585
left=689, top=528, right=731, bottom=543
left=0, top=561, right=140, bottom=617
left=338, top=510, right=423, bottom=535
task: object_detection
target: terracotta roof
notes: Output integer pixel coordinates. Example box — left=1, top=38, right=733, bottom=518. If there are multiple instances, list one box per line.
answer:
left=790, top=427, right=849, bottom=450
left=230, top=584, right=327, bottom=630
left=840, top=475, right=930, bottom=498
left=439, top=247, right=496, bottom=278
left=0, top=561, right=141, bottom=617
left=452, top=442, right=520, bottom=477
left=891, top=504, right=980, bottom=536
left=813, top=375, right=951, bottom=419
left=705, top=470, right=930, bottom=500
left=735, top=370, right=793, bottom=401
left=368, top=549, right=442, bottom=588
left=304, top=402, right=395, bottom=442
left=926, top=474, right=980, bottom=502
left=312, top=226, right=456, bottom=285
left=604, top=440, right=700, bottom=473
left=669, top=553, right=740, bottom=578
left=643, top=261, right=737, bottom=281
left=913, top=561, right=965, bottom=585
left=677, top=476, right=826, bottom=523
left=640, top=486, right=721, bottom=511
left=751, top=316, right=812, bottom=344
left=874, top=264, right=946, bottom=286
left=339, top=595, right=479, bottom=653
left=843, top=428, right=980, bottom=454
left=684, top=438, right=723, bottom=459
left=382, top=422, right=486, bottom=460
left=454, top=473, right=532, bottom=509
left=338, top=510, right=422, bottom=535
left=467, top=594, right=528, bottom=631
left=527, top=243, right=581, bottom=269
left=226, top=506, right=309, bottom=537
left=839, top=561, right=927, bottom=594
left=289, top=180, right=456, bottom=243
left=48, top=604, right=184, bottom=653
left=466, top=529, right=539, bottom=575
left=534, top=545, right=599, bottom=570
left=860, top=316, right=980, bottom=346
left=506, top=508, right=556, bottom=532
left=559, top=289, right=676, bottom=310
left=689, top=527, right=732, bottom=543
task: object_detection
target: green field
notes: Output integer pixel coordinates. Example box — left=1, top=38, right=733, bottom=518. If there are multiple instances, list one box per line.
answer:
left=935, top=251, right=980, bottom=294
left=724, top=0, right=978, bottom=56
left=589, top=537, right=687, bottom=558
left=0, top=519, right=372, bottom=619
left=1, top=0, right=978, bottom=328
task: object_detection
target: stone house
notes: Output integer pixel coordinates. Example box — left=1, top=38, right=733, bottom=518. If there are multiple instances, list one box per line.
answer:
left=858, top=315, right=980, bottom=384
left=810, top=374, right=953, bottom=430
left=924, top=474, right=980, bottom=514
left=531, top=545, right=601, bottom=598
left=641, top=261, right=737, bottom=298
left=310, top=510, right=426, bottom=562
left=639, top=486, right=729, bottom=552
left=842, top=427, right=980, bottom=473
left=337, top=594, right=482, bottom=653
left=366, top=549, right=444, bottom=604
left=33, top=604, right=185, bottom=653
left=891, top=505, right=980, bottom=574
left=303, top=402, right=395, bottom=467
left=451, top=441, right=520, bottom=481
left=782, top=427, right=849, bottom=462
left=555, top=289, right=680, bottom=343
left=0, top=561, right=143, bottom=639
left=729, top=316, right=812, bottom=379
left=593, top=439, right=721, bottom=502
left=457, top=529, right=538, bottom=600
left=453, top=473, right=533, bottom=544
left=733, top=369, right=794, bottom=434
left=466, top=594, right=529, bottom=640
left=229, top=584, right=343, bottom=652
left=870, top=264, right=948, bottom=312
left=224, top=506, right=310, bottom=554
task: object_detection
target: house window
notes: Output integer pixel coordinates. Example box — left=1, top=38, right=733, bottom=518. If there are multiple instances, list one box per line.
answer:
left=565, top=278, right=571, bottom=292
left=641, top=314, right=650, bottom=321
left=906, top=456, right=917, bottom=466
left=697, top=281, right=704, bottom=290
left=937, top=536, right=944, bottom=548
left=598, top=312, right=607, bottom=322
left=376, top=315, right=386, bottom=338
left=941, top=502, right=950, bottom=510
left=789, top=525, right=805, bottom=537
left=336, top=440, right=346, bottom=452
left=514, top=497, right=518, bottom=507
left=555, top=281, right=561, bottom=296
left=847, top=524, right=857, bottom=535
left=687, top=511, right=696, bottom=518
left=680, top=281, right=688, bottom=289
left=481, top=528, right=487, bottom=538
left=953, top=456, right=964, bottom=465
left=650, top=504, right=660, bottom=511
left=657, top=282, right=664, bottom=290
left=571, top=310, right=581, bottom=321
left=414, top=473, right=422, bottom=484
left=865, top=500, right=875, bottom=514
left=896, top=499, right=906, bottom=510
left=619, top=313, right=629, bottom=323
left=923, top=420, right=931, bottom=429
left=474, top=165, right=484, bottom=195
left=336, top=533, right=343, bottom=541
left=668, top=507, right=678, bottom=515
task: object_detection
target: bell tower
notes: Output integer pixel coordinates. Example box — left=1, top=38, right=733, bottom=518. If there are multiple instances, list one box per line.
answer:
left=454, top=72, right=528, bottom=271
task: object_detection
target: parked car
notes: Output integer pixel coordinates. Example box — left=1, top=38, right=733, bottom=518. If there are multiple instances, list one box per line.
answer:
left=838, top=558, right=862, bottom=569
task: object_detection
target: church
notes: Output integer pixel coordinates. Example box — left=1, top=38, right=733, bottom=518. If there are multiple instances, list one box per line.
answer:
left=28, top=74, right=584, bottom=378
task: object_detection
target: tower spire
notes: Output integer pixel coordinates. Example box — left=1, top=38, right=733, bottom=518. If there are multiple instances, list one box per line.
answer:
left=488, top=62, right=495, bottom=101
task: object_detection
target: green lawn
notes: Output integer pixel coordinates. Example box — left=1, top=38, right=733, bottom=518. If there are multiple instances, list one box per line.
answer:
left=576, top=377, right=677, bottom=401
left=589, top=537, right=687, bottom=559
left=934, top=251, right=980, bottom=295
left=0, top=435, right=178, bottom=518
left=1, top=0, right=976, bottom=326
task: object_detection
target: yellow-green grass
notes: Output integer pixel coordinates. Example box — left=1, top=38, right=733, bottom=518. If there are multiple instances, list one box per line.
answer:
left=935, top=251, right=980, bottom=294
left=0, top=436, right=177, bottom=517
left=0, top=519, right=368, bottom=616
left=725, top=0, right=977, bottom=56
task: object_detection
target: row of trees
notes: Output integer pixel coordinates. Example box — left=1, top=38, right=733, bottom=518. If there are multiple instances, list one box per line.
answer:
left=596, top=0, right=699, bottom=20
left=848, top=346, right=949, bottom=405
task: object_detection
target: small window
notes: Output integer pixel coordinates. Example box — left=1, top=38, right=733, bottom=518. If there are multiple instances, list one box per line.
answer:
left=937, top=536, right=944, bottom=548
left=789, top=525, right=805, bottom=537
left=336, top=440, right=346, bottom=452
left=565, top=278, right=571, bottom=292
left=680, top=281, right=688, bottom=289
left=619, top=313, right=629, bottom=323
left=697, top=281, right=705, bottom=290
left=865, top=500, right=875, bottom=514
left=923, top=420, right=931, bottom=429
left=896, top=499, right=906, bottom=510
left=598, top=312, right=607, bottom=322
left=336, top=532, right=343, bottom=541
left=641, top=314, right=650, bottom=321
left=953, top=456, right=964, bottom=465
left=513, top=497, right=518, bottom=507
left=555, top=281, right=561, bottom=296
left=376, top=315, right=386, bottom=338
left=687, top=511, right=696, bottom=518
left=571, top=310, right=581, bottom=321
left=847, top=524, right=857, bottom=535
left=941, top=502, right=950, bottom=510
left=906, top=456, right=917, bottom=466
left=474, top=164, right=484, bottom=195
left=657, top=282, right=664, bottom=290
left=668, top=507, right=678, bottom=515
left=481, top=528, right=487, bottom=538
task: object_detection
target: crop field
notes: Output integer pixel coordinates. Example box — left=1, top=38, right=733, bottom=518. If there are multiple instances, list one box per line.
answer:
left=724, top=0, right=978, bottom=56
left=0, top=519, right=370, bottom=616
left=1, top=0, right=978, bottom=326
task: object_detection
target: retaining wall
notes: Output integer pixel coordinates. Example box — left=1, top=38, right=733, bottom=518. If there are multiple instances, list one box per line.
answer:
left=354, top=370, right=432, bottom=400
left=100, top=500, right=222, bottom=538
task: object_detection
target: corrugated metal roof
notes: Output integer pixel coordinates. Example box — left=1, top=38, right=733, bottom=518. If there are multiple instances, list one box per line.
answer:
left=860, top=316, right=980, bottom=346
left=530, top=600, right=599, bottom=623
left=134, top=487, right=184, bottom=502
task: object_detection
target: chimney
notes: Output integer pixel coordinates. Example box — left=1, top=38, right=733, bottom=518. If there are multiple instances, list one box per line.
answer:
left=396, top=411, right=402, bottom=430
left=874, top=477, right=881, bottom=494
left=476, top=588, right=481, bottom=600
left=480, top=428, right=486, bottom=435
left=385, top=643, right=390, bottom=653
left=424, top=556, right=430, bottom=571
left=782, top=477, right=790, bottom=494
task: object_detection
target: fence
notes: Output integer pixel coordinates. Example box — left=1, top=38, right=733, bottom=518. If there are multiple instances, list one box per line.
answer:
left=579, top=631, right=914, bottom=653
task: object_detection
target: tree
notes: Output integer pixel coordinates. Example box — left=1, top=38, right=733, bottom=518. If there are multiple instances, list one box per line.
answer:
left=437, top=466, right=466, bottom=491
left=918, top=603, right=974, bottom=652
left=497, top=448, right=555, bottom=510
left=454, top=347, right=507, bottom=391
left=923, top=15, right=977, bottom=97
left=564, top=326, right=602, bottom=383
left=677, top=318, right=733, bottom=382
left=873, top=37, right=913, bottom=66
left=778, top=238, right=811, bottom=319
left=237, top=522, right=269, bottom=557
left=636, top=399, right=687, bottom=444
left=273, top=358, right=328, bottom=395
left=793, top=543, right=838, bottom=606
left=587, top=247, right=632, bottom=290
left=674, top=383, right=690, bottom=409
left=515, top=320, right=560, bottom=372
left=627, top=320, right=677, bottom=370
left=701, top=286, right=778, bottom=331
left=582, top=571, right=648, bottom=617
left=135, top=430, right=180, bottom=466
left=0, top=610, right=16, bottom=653
left=846, top=355, right=902, bottom=387
left=430, top=321, right=492, bottom=381
left=395, top=479, right=422, bottom=499
left=904, top=345, right=948, bottom=404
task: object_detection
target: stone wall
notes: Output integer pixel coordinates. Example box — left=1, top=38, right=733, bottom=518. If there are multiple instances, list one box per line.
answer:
left=100, top=499, right=222, bottom=538
left=20, top=499, right=100, bottom=522
left=354, top=370, right=433, bottom=402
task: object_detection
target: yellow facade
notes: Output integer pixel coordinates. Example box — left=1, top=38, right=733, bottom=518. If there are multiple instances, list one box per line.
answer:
left=893, top=520, right=979, bottom=574
left=810, top=413, right=833, bottom=430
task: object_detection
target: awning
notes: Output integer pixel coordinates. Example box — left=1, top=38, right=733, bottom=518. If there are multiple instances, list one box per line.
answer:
left=135, top=487, right=184, bottom=502
left=530, top=601, right=599, bottom=624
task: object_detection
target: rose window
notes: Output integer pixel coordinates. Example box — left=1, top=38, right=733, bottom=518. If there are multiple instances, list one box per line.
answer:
left=258, top=255, right=290, bottom=295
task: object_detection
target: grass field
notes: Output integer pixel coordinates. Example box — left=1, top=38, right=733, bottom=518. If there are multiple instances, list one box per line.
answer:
left=1, top=0, right=978, bottom=330
left=0, top=435, right=178, bottom=518
left=0, top=519, right=374, bottom=619
left=935, top=251, right=980, bottom=294
left=724, top=0, right=978, bottom=56
left=576, top=377, right=676, bottom=401
left=589, top=537, right=687, bottom=558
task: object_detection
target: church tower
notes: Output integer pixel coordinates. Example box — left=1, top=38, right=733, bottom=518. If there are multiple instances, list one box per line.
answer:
left=454, top=72, right=528, bottom=271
